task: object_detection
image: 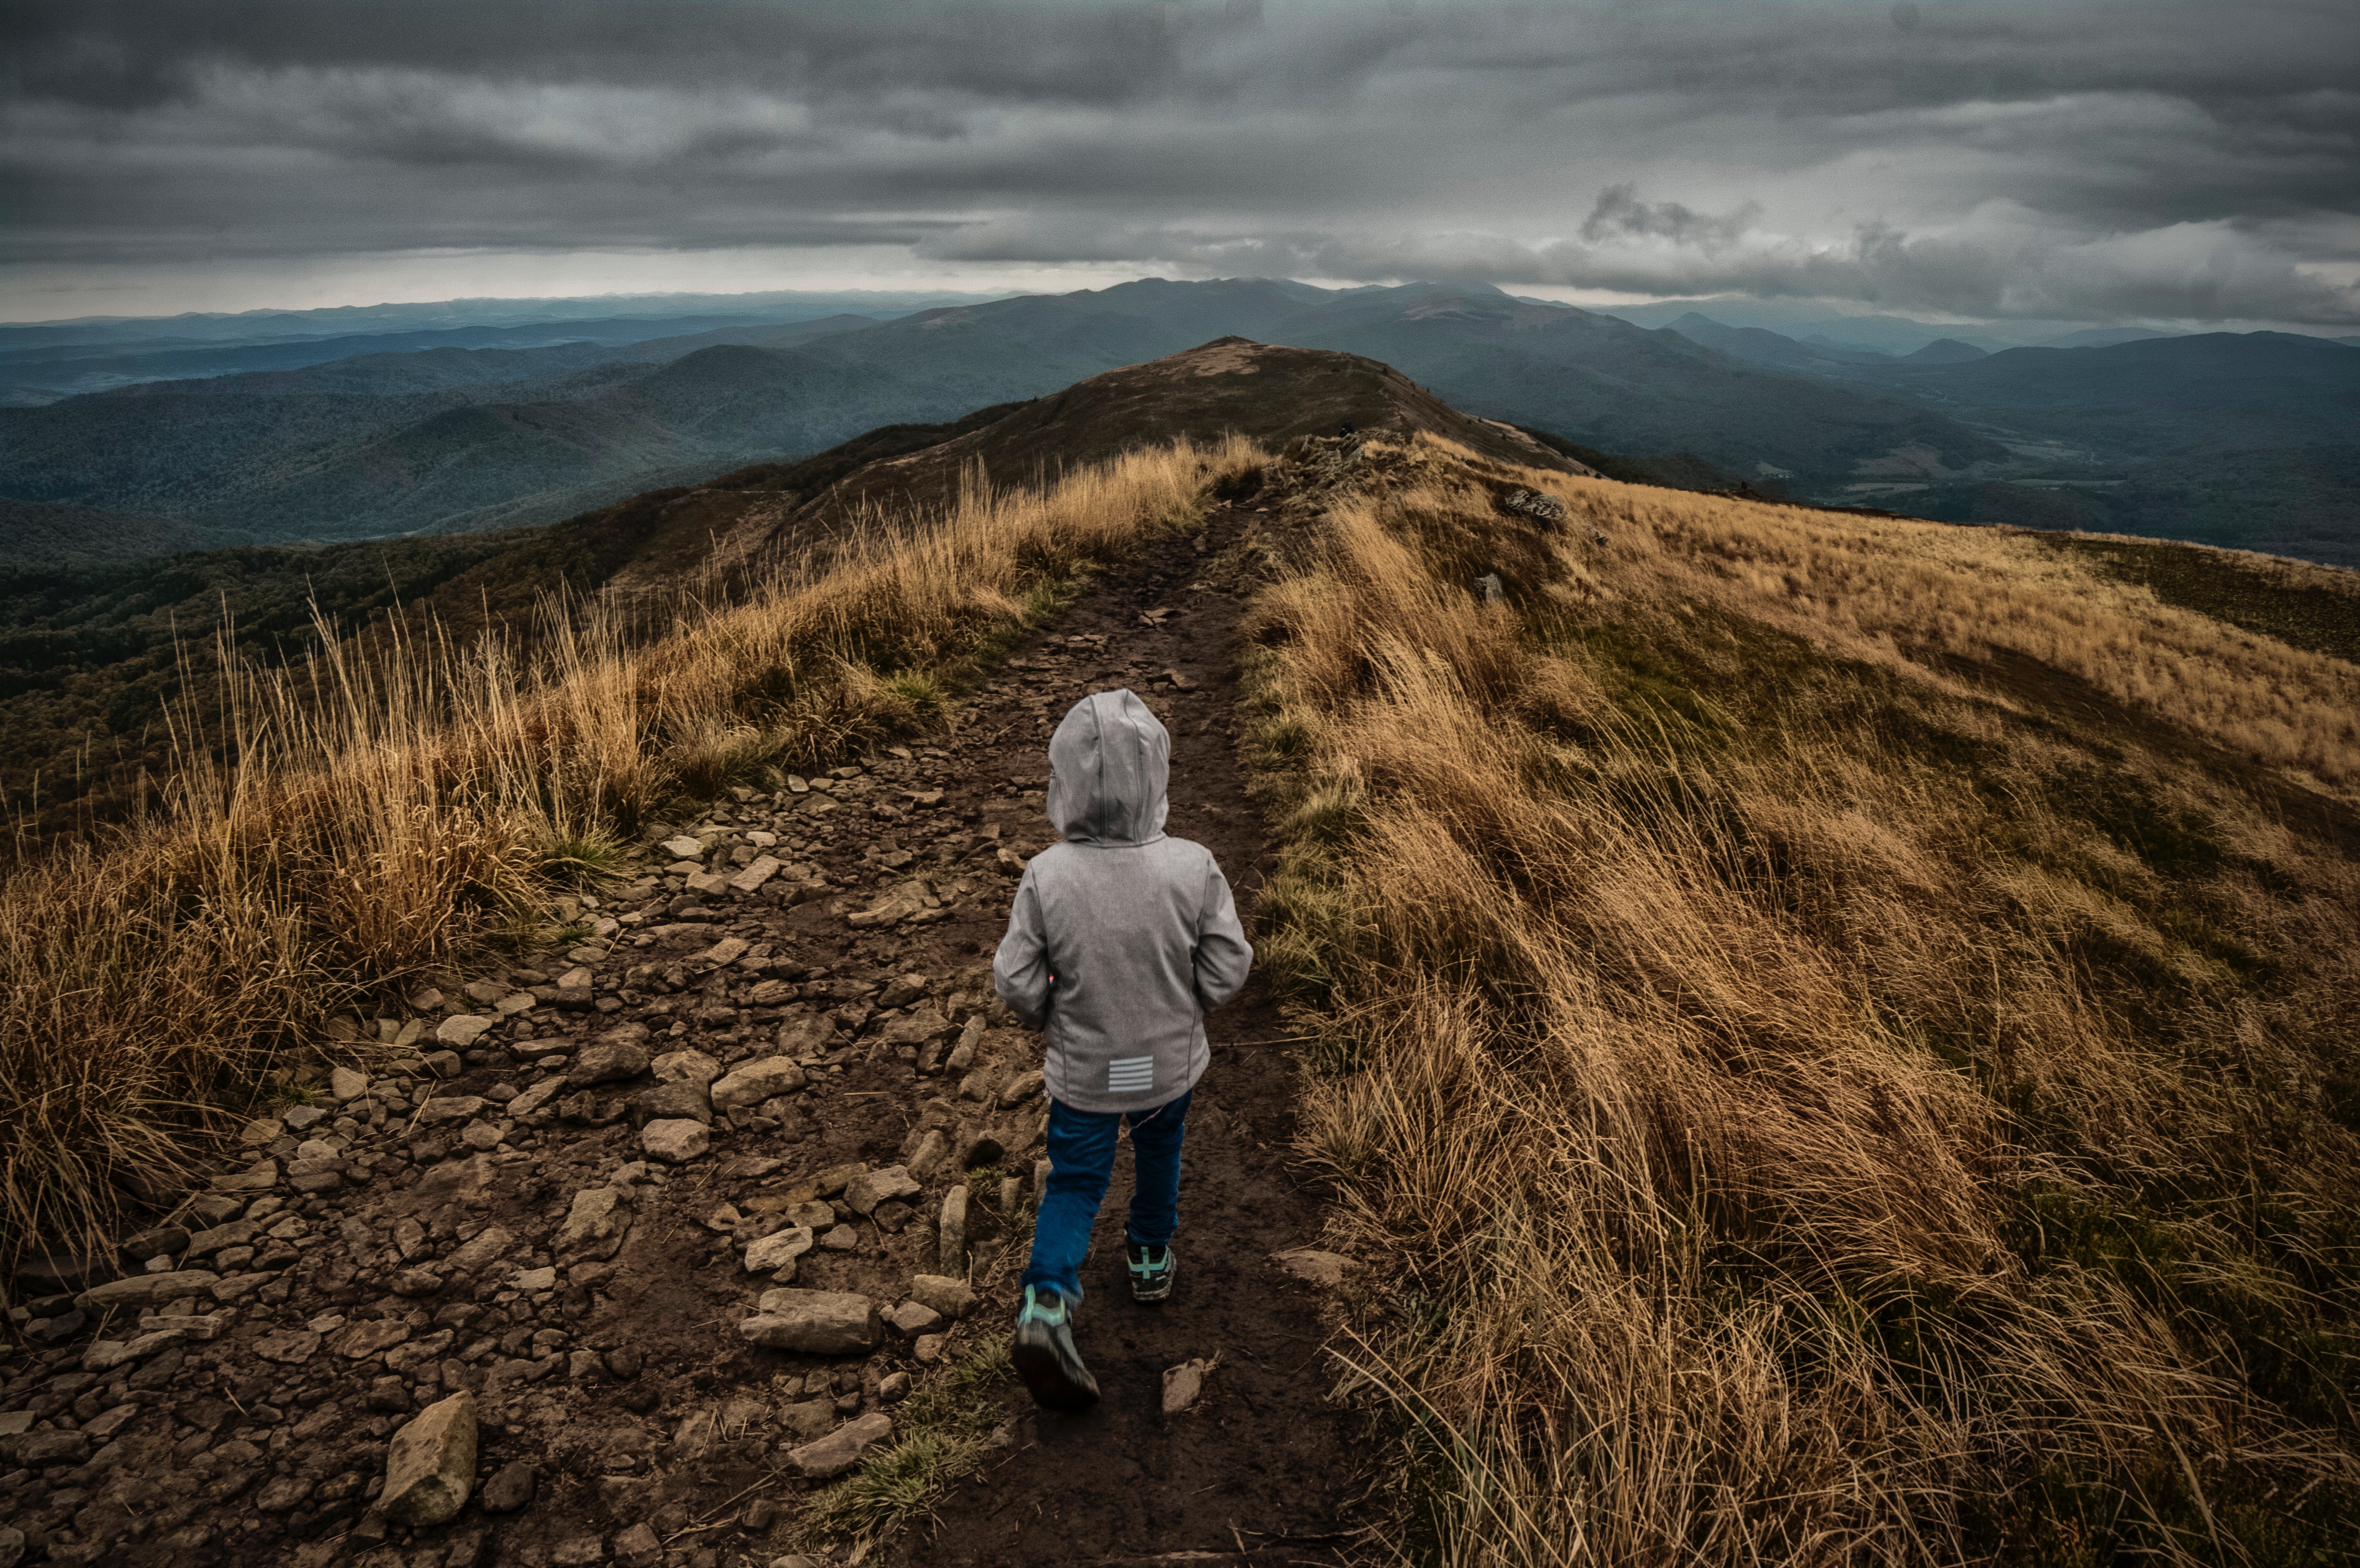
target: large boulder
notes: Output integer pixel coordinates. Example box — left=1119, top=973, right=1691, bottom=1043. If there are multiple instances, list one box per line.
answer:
left=380, top=1392, right=478, bottom=1526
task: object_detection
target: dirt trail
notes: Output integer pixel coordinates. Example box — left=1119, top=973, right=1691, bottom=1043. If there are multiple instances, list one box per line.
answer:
left=0, top=500, right=1370, bottom=1568
left=889, top=503, right=1368, bottom=1568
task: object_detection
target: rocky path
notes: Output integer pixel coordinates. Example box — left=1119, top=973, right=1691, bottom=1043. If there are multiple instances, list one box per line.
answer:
left=1, top=498, right=1372, bottom=1568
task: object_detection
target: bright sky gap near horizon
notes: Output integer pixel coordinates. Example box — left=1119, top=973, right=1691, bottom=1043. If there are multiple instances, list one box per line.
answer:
left=3, top=1, right=2356, bottom=331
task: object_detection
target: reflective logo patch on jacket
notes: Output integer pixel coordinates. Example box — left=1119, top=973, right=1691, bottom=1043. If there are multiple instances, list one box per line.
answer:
left=1106, top=1056, right=1156, bottom=1095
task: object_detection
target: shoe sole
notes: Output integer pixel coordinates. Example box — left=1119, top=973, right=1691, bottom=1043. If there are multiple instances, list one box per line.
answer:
left=1012, top=1335, right=1101, bottom=1412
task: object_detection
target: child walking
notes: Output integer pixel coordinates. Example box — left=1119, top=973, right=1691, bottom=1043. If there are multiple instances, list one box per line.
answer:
left=993, top=689, right=1253, bottom=1410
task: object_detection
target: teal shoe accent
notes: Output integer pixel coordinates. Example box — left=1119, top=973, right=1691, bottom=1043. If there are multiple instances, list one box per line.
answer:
left=1125, top=1241, right=1176, bottom=1303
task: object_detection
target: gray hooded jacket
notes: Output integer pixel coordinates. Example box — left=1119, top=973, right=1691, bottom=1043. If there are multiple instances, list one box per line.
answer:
left=993, top=690, right=1253, bottom=1113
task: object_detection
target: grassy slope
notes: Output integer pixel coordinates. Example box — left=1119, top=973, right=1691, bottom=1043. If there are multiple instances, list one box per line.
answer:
left=0, top=436, right=1241, bottom=1269
left=1235, top=435, right=2359, bottom=1563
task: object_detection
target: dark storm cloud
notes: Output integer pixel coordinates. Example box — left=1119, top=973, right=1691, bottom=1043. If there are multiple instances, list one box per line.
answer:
left=4, top=1, right=2356, bottom=322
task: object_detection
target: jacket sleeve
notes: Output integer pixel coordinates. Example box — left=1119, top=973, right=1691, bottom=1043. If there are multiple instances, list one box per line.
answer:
left=1192, top=858, right=1254, bottom=1012
left=993, top=868, right=1053, bottom=1030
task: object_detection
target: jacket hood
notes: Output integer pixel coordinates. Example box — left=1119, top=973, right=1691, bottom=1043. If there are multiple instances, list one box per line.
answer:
left=1046, top=689, right=1170, bottom=846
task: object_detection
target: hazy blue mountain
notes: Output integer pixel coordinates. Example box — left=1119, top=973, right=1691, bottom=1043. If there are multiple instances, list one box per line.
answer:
left=0, top=312, right=887, bottom=403
left=1662, top=313, right=1893, bottom=369
left=4, top=277, right=2352, bottom=565
left=1864, top=331, right=2360, bottom=457
left=2037, top=327, right=2180, bottom=349
left=1901, top=339, right=1989, bottom=364
left=1252, top=285, right=2007, bottom=477
left=1797, top=316, right=2015, bottom=355
left=0, top=288, right=1004, bottom=351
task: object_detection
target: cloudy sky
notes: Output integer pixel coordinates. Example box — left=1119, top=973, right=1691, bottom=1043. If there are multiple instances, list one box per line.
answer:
left=5, top=0, right=2356, bottom=327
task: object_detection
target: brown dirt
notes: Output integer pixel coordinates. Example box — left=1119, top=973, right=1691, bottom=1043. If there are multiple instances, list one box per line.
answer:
left=883, top=503, right=1370, bottom=1568
left=0, top=499, right=1374, bottom=1567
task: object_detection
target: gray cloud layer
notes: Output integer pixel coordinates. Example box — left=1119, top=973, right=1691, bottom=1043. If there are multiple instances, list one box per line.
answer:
left=5, top=1, right=2356, bottom=322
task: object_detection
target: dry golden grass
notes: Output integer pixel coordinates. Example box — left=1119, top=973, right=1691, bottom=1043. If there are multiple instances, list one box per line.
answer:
left=1243, top=441, right=2360, bottom=1564
left=1521, top=467, right=2360, bottom=797
left=0, top=439, right=1247, bottom=1271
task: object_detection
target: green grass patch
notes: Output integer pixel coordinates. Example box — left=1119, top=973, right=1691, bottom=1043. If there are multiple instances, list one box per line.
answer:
left=535, top=829, right=630, bottom=889
left=794, top=1338, right=1015, bottom=1545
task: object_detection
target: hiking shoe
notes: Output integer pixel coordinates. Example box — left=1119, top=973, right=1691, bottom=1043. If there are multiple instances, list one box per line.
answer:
left=1126, top=1241, right=1176, bottom=1303
left=1012, top=1285, right=1100, bottom=1411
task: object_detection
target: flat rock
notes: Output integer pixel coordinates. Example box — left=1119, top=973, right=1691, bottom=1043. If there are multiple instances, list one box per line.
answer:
left=615, top=1521, right=664, bottom=1568
left=480, top=1459, right=536, bottom=1513
left=381, top=1392, right=478, bottom=1527
left=694, top=935, right=750, bottom=967
left=76, top=1269, right=219, bottom=1312
left=568, top=1037, right=651, bottom=1088
left=636, top=1079, right=714, bottom=1126
left=844, top=1164, right=921, bottom=1216
left=211, top=1158, right=278, bottom=1193
left=641, top=1118, right=711, bottom=1163
left=775, top=1013, right=837, bottom=1055
left=880, top=1006, right=954, bottom=1047
left=729, top=856, right=783, bottom=894
left=557, top=1187, right=634, bottom=1258
left=253, top=1329, right=322, bottom=1364
left=184, top=1218, right=258, bottom=1258
left=660, top=835, right=707, bottom=860
left=886, top=1300, right=942, bottom=1338
left=907, top=1275, right=976, bottom=1319
left=445, top=1224, right=516, bottom=1277
left=1162, top=1356, right=1217, bottom=1415
left=337, top=1320, right=413, bottom=1359
left=329, top=1066, right=369, bottom=1101
left=436, top=1014, right=496, bottom=1048
left=740, top=1289, right=880, bottom=1354
left=744, top=1227, right=816, bottom=1275
left=998, top=1068, right=1046, bottom=1106
left=509, top=1077, right=567, bottom=1119
left=846, top=881, right=931, bottom=928
left=785, top=1411, right=894, bottom=1479
left=710, top=1056, right=807, bottom=1111
left=652, top=1049, right=723, bottom=1086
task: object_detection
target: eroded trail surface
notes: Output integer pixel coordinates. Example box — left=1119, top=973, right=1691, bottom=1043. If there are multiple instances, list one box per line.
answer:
left=887, top=506, right=1366, bottom=1568
left=1, top=502, right=1368, bottom=1568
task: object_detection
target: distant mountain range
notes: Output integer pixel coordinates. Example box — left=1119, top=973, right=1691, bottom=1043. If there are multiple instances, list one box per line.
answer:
left=2, top=277, right=2355, bottom=571
left=0, top=339, right=1597, bottom=826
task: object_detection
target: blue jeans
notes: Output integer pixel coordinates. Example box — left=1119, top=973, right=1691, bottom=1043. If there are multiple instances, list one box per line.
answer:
left=1021, top=1088, right=1194, bottom=1304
